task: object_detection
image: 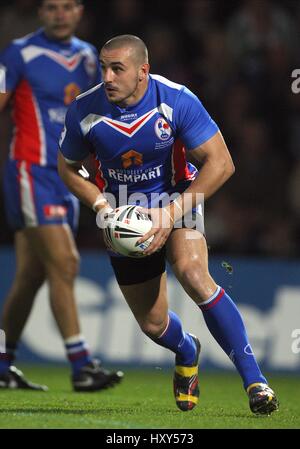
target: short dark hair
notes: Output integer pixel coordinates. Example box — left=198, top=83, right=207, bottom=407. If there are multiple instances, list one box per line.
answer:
left=101, top=35, right=148, bottom=65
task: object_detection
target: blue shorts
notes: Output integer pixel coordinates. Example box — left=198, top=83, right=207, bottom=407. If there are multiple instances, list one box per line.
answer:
left=3, top=160, right=79, bottom=233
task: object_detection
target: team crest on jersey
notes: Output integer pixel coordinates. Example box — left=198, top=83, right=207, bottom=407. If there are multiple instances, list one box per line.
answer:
left=64, top=83, right=81, bottom=105
left=121, top=150, right=143, bottom=169
left=155, top=118, right=172, bottom=141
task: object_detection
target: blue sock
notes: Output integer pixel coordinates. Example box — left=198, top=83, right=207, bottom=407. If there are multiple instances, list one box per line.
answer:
left=0, top=342, right=16, bottom=375
left=150, top=311, right=197, bottom=366
left=199, top=286, right=267, bottom=389
left=65, top=335, right=92, bottom=377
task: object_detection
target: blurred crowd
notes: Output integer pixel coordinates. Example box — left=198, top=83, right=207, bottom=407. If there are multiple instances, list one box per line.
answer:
left=1, top=0, right=300, bottom=258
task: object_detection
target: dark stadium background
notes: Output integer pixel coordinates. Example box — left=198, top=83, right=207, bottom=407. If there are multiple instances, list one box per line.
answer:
left=0, top=0, right=299, bottom=258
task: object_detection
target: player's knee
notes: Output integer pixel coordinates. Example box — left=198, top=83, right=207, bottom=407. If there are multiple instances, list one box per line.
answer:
left=60, top=252, right=80, bottom=280
left=176, top=261, right=212, bottom=300
left=48, top=250, right=80, bottom=281
left=139, top=317, right=167, bottom=338
left=176, top=261, right=204, bottom=287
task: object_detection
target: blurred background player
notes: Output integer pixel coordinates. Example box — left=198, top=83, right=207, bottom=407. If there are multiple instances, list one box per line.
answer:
left=58, top=35, right=278, bottom=415
left=0, top=0, right=123, bottom=391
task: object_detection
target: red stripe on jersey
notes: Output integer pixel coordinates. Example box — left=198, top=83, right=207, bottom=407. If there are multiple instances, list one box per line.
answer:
left=92, top=155, right=106, bottom=192
left=172, top=139, right=194, bottom=184
left=47, top=51, right=82, bottom=71
left=11, top=79, right=42, bottom=164
left=95, top=172, right=106, bottom=192
left=105, top=110, right=154, bottom=136
left=65, top=55, right=81, bottom=70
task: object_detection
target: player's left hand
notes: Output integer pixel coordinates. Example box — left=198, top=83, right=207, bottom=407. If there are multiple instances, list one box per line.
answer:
left=138, top=207, right=174, bottom=256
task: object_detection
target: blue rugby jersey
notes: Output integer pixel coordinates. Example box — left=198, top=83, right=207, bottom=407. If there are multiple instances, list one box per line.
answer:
left=0, top=28, right=101, bottom=168
left=59, top=74, right=219, bottom=206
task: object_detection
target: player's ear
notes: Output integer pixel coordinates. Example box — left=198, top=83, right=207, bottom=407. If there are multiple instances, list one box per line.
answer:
left=139, top=64, right=150, bottom=81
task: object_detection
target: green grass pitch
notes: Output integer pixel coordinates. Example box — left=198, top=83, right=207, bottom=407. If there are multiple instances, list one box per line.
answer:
left=0, top=365, right=299, bottom=429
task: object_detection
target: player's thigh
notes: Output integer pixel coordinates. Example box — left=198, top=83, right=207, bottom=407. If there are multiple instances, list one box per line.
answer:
left=24, top=224, right=79, bottom=274
left=166, top=228, right=208, bottom=269
left=166, top=228, right=216, bottom=299
left=13, top=230, right=45, bottom=285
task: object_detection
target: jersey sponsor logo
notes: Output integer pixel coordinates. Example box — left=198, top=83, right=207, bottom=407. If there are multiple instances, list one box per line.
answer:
left=107, top=165, right=163, bottom=183
left=120, top=113, right=138, bottom=121
left=155, top=117, right=172, bottom=141
left=64, top=82, right=81, bottom=106
left=43, top=205, right=67, bottom=219
left=121, top=150, right=143, bottom=169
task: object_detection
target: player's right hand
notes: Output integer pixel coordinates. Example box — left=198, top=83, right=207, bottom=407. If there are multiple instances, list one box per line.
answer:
left=138, top=207, right=174, bottom=256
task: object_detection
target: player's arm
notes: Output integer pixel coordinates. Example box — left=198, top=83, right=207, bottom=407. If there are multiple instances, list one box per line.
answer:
left=58, top=151, right=111, bottom=214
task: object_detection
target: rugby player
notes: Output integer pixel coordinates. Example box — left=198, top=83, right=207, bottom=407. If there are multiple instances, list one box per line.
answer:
left=58, top=34, right=278, bottom=414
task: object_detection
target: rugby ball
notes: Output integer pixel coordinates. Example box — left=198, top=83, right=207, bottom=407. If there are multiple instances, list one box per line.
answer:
left=103, top=205, right=154, bottom=258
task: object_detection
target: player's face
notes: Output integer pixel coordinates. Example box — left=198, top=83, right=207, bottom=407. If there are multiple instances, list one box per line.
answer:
left=100, top=47, right=149, bottom=108
left=39, top=0, right=83, bottom=42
